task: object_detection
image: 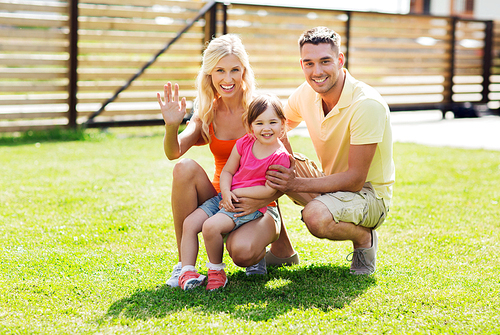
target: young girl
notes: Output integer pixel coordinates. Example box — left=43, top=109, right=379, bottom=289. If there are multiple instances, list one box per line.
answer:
left=178, top=94, right=291, bottom=291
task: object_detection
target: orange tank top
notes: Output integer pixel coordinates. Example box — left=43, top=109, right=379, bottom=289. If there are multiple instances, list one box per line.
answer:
left=209, top=123, right=239, bottom=193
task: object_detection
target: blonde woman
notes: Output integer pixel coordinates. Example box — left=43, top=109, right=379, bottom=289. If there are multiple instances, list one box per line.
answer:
left=157, top=35, right=297, bottom=287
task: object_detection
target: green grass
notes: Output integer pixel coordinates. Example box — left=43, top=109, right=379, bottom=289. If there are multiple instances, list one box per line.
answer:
left=1, top=127, right=499, bottom=334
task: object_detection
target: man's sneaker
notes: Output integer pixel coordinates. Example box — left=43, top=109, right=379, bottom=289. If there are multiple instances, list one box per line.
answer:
left=245, top=257, right=267, bottom=276
left=178, top=271, right=206, bottom=290
left=347, top=230, right=378, bottom=275
left=206, top=269, right=227, bottom=291
left=166, top=263, right=182, bottom=287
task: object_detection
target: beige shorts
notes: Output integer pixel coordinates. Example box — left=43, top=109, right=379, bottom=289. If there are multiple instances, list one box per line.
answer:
left=288, top=153, right=388, bottom=229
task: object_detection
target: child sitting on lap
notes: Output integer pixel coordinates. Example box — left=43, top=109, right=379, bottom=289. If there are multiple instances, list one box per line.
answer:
left=178, top=94, right=290, bottom=291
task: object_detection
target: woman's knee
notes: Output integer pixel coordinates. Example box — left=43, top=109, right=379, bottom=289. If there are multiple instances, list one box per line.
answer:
left=226, top=241, right=257, bottom=267
left=172, top=158, right=200, bottom=181
left=302, top=201, right=335, bottom=238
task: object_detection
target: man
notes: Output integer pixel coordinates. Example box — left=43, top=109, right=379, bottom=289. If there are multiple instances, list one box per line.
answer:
left=266, top=26, right=395, bottom=275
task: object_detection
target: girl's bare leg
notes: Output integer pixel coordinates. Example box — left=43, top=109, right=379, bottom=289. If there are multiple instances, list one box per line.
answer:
left=226, top=213, right=279, bottom=267
left=180, top=209, right=209, bottom=267
left=202, top=214, right=236, bottom=264
left=171, top=158, right=217, bottom=261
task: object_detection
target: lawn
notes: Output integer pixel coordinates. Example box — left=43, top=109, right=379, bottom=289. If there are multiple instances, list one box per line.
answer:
left=1, top=127, right=499, bottom=334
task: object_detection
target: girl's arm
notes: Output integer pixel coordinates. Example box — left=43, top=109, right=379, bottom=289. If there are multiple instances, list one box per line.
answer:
left=231, top=151, right=289, bottom=200
left=219, top=146, right=241, bottom=211
left=231, top=183, right=277, bottom=199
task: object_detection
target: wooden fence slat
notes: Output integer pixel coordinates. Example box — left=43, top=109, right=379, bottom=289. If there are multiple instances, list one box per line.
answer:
left=0, top=14, right=68, bottom=28
left=0, top=1, right=67, bottom=13
left=77, top=72, right=198, bottom=81
left=0, top=99, right=68, bottom=106
left=79, top=59, right=201, bottom=68
left=81, top=0, right=203, bottom=10
left=0, top=44, right=69, bottom=53
left=349, top=30, right=452, bottom=39
left=78, top=18, right=204, bottom=32
left=229, top=4, right=345, bottom=16
left=78, top=46, right=202, bottom=56
left=0, top=73, right=68, bottom=80
left=350, top=18, right=451, bottom=30
left=0, top=84, right=68, bottom=92
left=76, top=82, right=195, bottom=92
left=223, top=12, right=347, bottom=28
left=0, top=57, right=67, bottom=67
left=224, top=25, right=324, bottom=36
left=78, top=110, right=161, bottom=117
left=0, top=28, right=67, bottom=39
left=77, top=30, right=203, bottom=43
left=350, top=58, right=451, bottom=66
left=352, top=69, right=453, bottom=77
left=0, top=112, right=67, bottom=119
left=78, top=4, right=203, bottom=21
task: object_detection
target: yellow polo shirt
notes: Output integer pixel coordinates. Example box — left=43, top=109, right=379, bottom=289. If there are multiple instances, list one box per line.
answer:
left=285, top=69, right=395, bottom=206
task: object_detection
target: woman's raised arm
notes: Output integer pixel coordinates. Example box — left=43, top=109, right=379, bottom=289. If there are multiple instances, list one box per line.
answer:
left=158, top=82, right=205, bottom=160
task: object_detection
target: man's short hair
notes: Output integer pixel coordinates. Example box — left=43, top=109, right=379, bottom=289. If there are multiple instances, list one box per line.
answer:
left=299, top=26, right=341, bottom=51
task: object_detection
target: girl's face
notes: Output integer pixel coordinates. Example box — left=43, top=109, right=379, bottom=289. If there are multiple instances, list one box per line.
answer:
left=250, top=106, right=284, bottom=144
left=210, top=54, right=244, bottom=99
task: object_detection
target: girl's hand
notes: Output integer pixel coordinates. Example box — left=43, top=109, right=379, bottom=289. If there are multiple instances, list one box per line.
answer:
left=220, top=191, right=238, bottom=211
left=157, top=82, right=187, bottom=127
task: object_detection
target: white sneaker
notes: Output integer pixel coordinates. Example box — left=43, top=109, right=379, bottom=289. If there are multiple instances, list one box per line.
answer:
left=166, top=263, right=182, bottom=287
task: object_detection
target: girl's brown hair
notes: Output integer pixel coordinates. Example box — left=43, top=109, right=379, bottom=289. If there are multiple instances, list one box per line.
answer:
left=243, top=94, right=286, bottom=132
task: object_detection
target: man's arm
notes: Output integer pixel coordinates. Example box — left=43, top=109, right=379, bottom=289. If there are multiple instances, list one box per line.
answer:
left=266, top=143, right=377, bottom=194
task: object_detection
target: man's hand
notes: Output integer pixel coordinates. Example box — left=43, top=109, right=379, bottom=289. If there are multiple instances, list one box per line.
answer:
left=266, top=155, right=297, bottom=193
left=232, top=197, right=269, bottom=217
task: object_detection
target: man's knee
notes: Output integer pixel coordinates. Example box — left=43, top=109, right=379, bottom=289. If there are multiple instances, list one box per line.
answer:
left=302, top=200, right=335, bottom=239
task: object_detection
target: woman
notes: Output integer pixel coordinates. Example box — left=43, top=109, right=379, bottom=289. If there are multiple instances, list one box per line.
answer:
left=157, top=34, right=296, bottom=287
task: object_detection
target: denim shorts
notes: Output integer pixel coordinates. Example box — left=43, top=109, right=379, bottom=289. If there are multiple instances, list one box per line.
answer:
left=198, top=194, right=259, bottom=232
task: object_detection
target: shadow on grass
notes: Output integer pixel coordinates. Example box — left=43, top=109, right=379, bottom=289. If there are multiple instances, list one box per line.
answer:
left=104, top=264, right=376, bottom=322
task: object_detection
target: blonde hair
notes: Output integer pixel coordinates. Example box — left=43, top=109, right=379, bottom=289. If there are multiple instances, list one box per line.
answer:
left=194, top=34, right=255, bottom=143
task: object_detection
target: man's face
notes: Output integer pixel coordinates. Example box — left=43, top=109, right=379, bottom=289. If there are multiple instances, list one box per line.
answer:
left=300, top=43, right=344, bottom=95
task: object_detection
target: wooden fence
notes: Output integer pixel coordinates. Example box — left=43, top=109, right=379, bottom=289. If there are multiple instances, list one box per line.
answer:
left=0, top=0, right=499, bottom=132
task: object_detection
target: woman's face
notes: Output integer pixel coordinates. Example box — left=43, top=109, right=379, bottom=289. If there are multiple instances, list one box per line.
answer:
left=210, top=54, right=245, bottom=99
